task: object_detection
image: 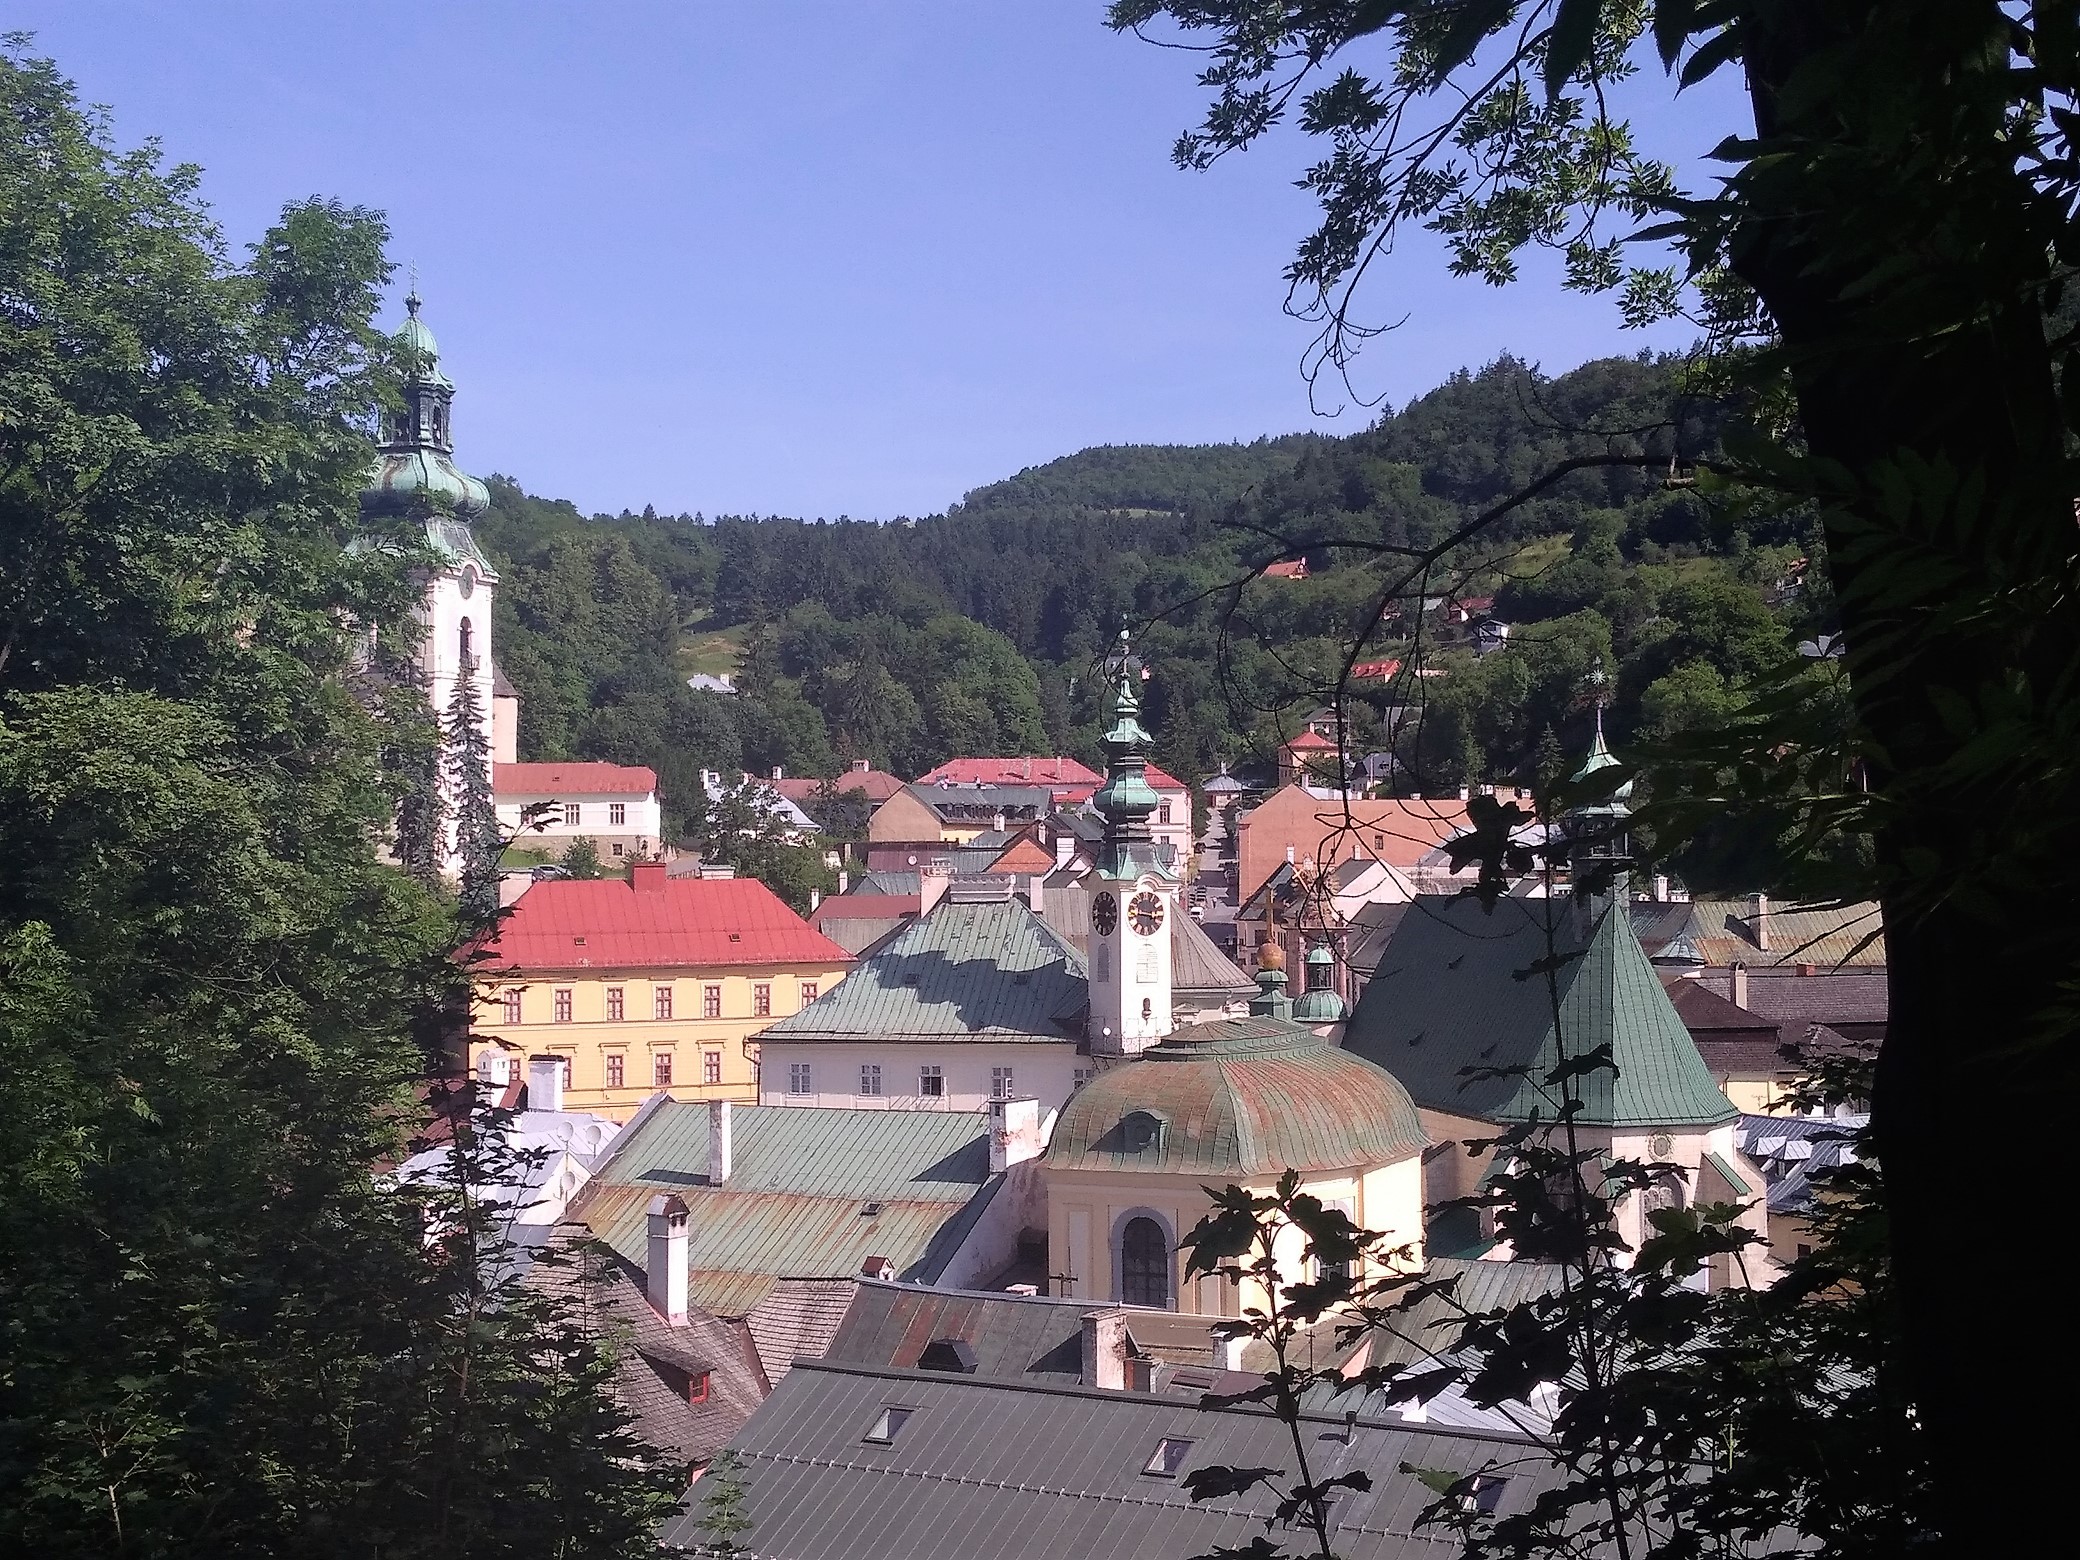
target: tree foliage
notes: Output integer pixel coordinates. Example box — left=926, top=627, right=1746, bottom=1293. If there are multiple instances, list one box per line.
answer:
left=0, top=43, right=674, bottom=1555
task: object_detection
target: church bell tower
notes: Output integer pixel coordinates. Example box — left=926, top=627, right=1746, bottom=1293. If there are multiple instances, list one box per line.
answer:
left=1085, top=629, right=1179, bottom=1056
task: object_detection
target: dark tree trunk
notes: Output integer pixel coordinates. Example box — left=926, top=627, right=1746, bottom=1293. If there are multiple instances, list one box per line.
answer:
left=1729, top=4, right=2080, bottom=1553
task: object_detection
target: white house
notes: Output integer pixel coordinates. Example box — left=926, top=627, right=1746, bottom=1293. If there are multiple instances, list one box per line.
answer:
left=495, top=761, right=663, bottom=862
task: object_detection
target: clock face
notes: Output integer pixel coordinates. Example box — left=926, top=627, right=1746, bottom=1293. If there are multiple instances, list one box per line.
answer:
left=458, top=565, right=477, bottom=599
left=1092, top=891, right=1119, bottom=937
left=1129, top=891, right=1166, bottom=936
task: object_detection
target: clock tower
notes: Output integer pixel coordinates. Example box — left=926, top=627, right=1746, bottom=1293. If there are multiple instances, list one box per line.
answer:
left=1085, top=629, right=1179, bottom=1057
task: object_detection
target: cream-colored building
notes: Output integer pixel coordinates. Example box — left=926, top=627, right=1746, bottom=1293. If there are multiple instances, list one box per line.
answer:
left=467, top=861, right=852, bottom=1121
left=1042, top=960, right=1429, bottom=1317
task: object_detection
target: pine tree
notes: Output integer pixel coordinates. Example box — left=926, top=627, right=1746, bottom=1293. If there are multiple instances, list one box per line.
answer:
left=443, top=651, right=502, bottom=927
left=692, top=1449, right=755, bottom=1556
left=562, top=835, right=605, bottom=879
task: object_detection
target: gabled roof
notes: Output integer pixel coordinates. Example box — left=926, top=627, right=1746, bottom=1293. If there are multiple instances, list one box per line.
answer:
left=773, top=766, right=909, bottom=805
left=1235, top=786, right=1472, bottom=903
left=572, top=1100, right=999, bottom=1317
left=823, top=1278, right=1094, bottom=1385
left=1343, top=896, right=1737, bottom=1129
left=747, top=1277, right=860, bottom=1388
left=756, top=899, right=1087, bottom=1046
left=527, top=1228, right=768, bottom=1466
left=1650, top=898, right=1887, bottom=967
left=656, top=1358, right=1557, bottom=1559
left=920, top=756, right=1103, bottom=788
left=479, top=875, right=851, bottom=973
left=493, top=761, right=657, bottom=796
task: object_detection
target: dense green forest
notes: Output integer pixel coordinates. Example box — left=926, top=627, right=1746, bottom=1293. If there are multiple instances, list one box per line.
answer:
left=478, top=352, right=1833, bottom=840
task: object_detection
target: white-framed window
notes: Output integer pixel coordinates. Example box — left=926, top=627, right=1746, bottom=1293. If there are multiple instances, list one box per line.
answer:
left=500, top=988, right=523, bottom=1024
left=552, top=988, right=572, bottom=1023
left=1158, top=799, right=1173, bottom=824
left=1142, top=1437, right=1193, bottom=1478
left=609, top=802, right=627, bottom=826
left=654, top=985, right=673, bottom=1021
left=800, top=981, right=819, bottom=1005
left=562, top=803, right=581, bottom=827
left=918, top=1065, right=943, bottom=1098
left=704, top=1050, right=722, bottom=1085
left=1073, top=1066, right=1096, bottom=1090
left=604, top=1052, right=625, bottom=1089
left=860, top=1064, right=882, bottom=1096
left=611, top=842, right=624, bottom=856
left=605, top=986, right=624, bottom=1021
left=753, top=982, right=772, bottom=1017
left=653, top=1051, right=673, bottom=1087
left=788, top=1063, right=813, bottom=1096
left=990, top=1067, right=1015, bottom=1099
left=703, top=984, right=722, bottom=1018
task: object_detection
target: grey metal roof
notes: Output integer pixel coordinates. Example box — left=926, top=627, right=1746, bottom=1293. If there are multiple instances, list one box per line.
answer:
left=823, top=1279, right=1093, bottom=1384
left=1344, top=896, right=1737, bottom=1129
left=1651, top=899, right=1886, bottom=967
left=1735, top=1111, right=1866, bottom=1215
left=571, top=1100, right=1000, bottom=1317
left=657, top=1359, right=1565, bottom=1559
left=756, top=899, right=1088, bottom=1046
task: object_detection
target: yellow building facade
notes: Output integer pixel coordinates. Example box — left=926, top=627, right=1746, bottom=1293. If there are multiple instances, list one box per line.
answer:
left=465, top=864, right=853, bottom=1121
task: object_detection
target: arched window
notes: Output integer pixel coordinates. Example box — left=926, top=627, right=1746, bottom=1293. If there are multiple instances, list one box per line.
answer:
left=1120, top=1216, right=1171, bottom=1308
left=458, top=618, right=473, bottom=667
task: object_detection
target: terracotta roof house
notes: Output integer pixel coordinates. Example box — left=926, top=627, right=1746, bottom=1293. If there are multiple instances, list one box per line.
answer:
left=919, top=756, right=1103, bottom=792
left=1261, top=557, right=1310, bottom=579
left=1234, top=785, right=1471, bottom=905
left=494, top=760, right=663, bottom=864
left=466, top=863, right=853, bottom=1119
left=771, top=758, right=908, bottom=809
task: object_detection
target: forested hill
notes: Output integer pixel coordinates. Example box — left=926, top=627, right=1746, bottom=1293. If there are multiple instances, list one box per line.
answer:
left=478, top=352, right=1832, bottom=846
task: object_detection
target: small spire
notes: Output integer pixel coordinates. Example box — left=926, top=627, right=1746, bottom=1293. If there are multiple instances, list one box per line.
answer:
left=406, top=260, right=422, bottom=316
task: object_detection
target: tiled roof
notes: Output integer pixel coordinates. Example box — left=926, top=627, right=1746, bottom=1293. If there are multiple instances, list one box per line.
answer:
left=756, top=899, right=1087, bottom=1045
left=823, top=1279, right=1094, bottom=1385
left=1235, top=786, right=1472, bottom=903
left=656, top=1359, right=1560, bottom=1560
left=479, top=875, right=851, bottom=973
left=572, top=1100, right=999, bottom=1317
left=526, top=1227, right=768, bottom=1466
left=493, top=761, right=657, bottom=796
left=1047, top=1018, right=1429, bottom=1177
left=1284, top=729, right=1338, bottom=750
left=1688, top=967, right=1888, bottom=1041
left=747, top=1277, right=860, bottom=1388
left=1652, top=898, right=1887, bottom=967
left=1344, top=896, right=1737, bottom=1129
left=920, top=756, right=1101, bottom=787
left=1039, top=884, right=1253, bottom=998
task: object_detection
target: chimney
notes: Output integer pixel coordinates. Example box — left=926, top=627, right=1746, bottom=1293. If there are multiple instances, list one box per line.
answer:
left=993, top=810, right=1006, bottom=834
left=1054, top=829, right=1076, bottom=869
left=1080, top=1310, right=1129, bottom=1389
left=631, top=858, right=667, bottom=892
left=861, top=1255, right=896, bottom=1281
left=704, top=1099, right=734, bottom=1186
left=919, top=864, right=952, bottom=914
left=1458, top=785, right=1470, bottom=800
left=987, top=1096, right=1045, bottom=1173
left=852, top=758, right=870, bottom=774
left=526, top=1056, right=565, bottom=1113
left=1731, top=961, right=1749, bottom=1009
left=1750, top=892, right=1772, bottom=951
left=837, top=868, right=850, bottom=894
left=1797, top=961, right=1815, bottom=976
left=771, top=765, right=784, bottom=781
left=1285, top=845, right=1296, bottom=865
left=645, top=1194, right=689, bottom=1325
left=1125, top=1354, right=1156, bottom=1393
left=809, top=888, right=821, bottom=912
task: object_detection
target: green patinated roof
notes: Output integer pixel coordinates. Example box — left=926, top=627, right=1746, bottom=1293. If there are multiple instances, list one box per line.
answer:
left=756, top=899, right=1087, bottom=1045
left=573, top=1100, right=997, bottom=1317
left=1343, top=895, right=1737, bottom=1129
left=1046, top=1017, right=1428, bottom=1177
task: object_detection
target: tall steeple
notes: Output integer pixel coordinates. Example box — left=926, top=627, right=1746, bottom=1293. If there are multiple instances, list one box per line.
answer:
left=1085, top=628, right=1180, bottom=1056
left=1565, top=659, right=1633, bottom=904
left=362, top=287, right=491, bottom=521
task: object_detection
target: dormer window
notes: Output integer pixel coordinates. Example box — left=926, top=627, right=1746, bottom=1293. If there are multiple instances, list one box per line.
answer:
left=1142, top=1437, right=1193, bottom=1477
left=863, top=1406, right=914, bottom=1444
left=1120, top=1111, right=1163, bottom=1153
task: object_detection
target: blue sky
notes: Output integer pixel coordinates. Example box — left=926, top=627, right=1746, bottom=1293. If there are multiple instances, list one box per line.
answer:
left=16, top=3, right=1745, bottom=519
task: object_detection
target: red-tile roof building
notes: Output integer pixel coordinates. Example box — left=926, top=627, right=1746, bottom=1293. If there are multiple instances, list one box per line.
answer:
left=494, top=761, right=664, bottom=865
left=468, top=862, right=854, bottom=1120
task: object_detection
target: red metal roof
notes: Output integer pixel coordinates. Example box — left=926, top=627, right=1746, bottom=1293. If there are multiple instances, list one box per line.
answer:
left=812, top=894, right=921, bottom=925
left=484, top=876, right=851, bottom=972
left=494, top=762, right=658, bottom=796
left=1284, top=730, right=1338, bottom=751
left=918, top=756, right=1102, bottom=787
left=1142, top=764, right=1189, bottom=793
